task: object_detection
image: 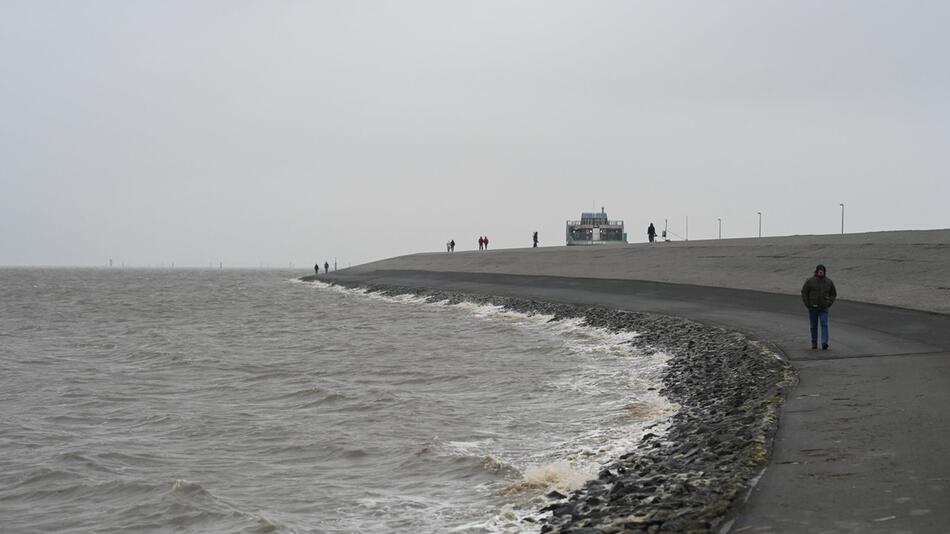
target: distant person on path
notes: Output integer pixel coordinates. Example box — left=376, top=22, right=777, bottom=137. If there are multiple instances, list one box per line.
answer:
left=533, top=231, right=538, bottom=248
left=450, top=239, right=455, bottom=252
left=446, top=241, right=451, bottom=252
left=478, top=236, right=484, bottom=250
left=484, top=236, right=489, bottom=250
left=648, top=223, right=656, bottom=243
left=314, top=263, right=319, bottom=275
left=324, top=261, right=329, bottom=273
left=801, top=264, right=837, bottom=350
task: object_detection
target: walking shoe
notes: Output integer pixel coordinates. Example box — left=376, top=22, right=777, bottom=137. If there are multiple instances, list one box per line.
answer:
left=822, top=343, right=829, bottom=350
left=811, top=341, right=818, bottom=350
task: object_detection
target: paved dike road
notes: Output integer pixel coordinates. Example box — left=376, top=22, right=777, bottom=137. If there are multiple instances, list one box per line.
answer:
left=321, top=230, right=950, bottom=533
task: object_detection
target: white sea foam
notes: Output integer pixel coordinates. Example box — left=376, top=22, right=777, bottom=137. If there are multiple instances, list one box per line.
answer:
left=312, top=282, right=679, bottom=504
left=310, top=281, right=433, bottom=305
left=504, top=462, right=596, bottom=495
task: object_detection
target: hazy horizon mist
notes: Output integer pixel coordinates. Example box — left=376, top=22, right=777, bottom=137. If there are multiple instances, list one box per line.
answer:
left=3, top=1, right=949, bottom=267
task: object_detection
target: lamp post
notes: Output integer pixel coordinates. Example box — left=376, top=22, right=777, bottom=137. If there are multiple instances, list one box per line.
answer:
left=718, top=218, right=722, bottom=240
left=757, top=212, right=762, bottom=238
left=840, top=203, right=845, bottom=235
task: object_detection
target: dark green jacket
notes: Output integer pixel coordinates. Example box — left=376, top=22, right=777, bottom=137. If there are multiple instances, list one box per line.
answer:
left=801, top=276, right=837, bottom=309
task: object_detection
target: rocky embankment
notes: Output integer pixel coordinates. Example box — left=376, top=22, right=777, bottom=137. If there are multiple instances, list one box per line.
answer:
left=323, top=280, right=796, bottom=533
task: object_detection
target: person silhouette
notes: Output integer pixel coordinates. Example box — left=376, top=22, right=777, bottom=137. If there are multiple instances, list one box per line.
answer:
left=801, top=264, right=837, bottom=350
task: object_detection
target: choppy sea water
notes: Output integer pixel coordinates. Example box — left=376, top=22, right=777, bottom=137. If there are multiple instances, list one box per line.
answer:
left=0, top=268, right=676, bottom=533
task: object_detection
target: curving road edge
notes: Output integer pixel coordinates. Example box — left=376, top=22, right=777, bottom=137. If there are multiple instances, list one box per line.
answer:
left=318, top=268, right=950, bottom=533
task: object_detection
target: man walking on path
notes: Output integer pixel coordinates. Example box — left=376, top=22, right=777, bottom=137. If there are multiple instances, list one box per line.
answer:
left=533, top=231, right=538, bottom=248
left=647, top=223, right=656, bottom=243
left=801, top=264, right=837, bottom=350
left=325, top=261, right=330, bottom=273
left=314, top=263, right=319, bottom=275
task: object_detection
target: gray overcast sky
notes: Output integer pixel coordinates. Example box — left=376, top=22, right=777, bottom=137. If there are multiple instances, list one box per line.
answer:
left=2, top=1, right=948, bottom=267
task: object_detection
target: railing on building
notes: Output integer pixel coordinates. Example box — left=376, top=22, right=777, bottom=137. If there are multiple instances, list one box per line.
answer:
left=566, top=211, right=627, bottom=245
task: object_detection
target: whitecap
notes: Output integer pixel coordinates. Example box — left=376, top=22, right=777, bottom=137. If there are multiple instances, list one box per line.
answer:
left=305, top=282, right=680, bottom=530
left=502, top=462, right=595, bottom=496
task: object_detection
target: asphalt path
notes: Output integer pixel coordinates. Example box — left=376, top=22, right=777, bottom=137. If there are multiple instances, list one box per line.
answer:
left=320, top=269, right=950, bottom=533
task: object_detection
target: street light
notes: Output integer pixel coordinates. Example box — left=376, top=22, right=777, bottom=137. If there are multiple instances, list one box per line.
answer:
left=840, top=203, right=845, bottom=235
left=757, top=212, right=762, bottom=238
left=717, top=218, right=722, bottom=240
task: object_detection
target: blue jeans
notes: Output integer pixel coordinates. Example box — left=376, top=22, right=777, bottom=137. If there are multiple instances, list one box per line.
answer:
left=808, top=308, right=829, bottom=344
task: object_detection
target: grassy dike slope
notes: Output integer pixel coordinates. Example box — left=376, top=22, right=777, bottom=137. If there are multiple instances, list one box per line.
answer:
left=347, top=229, right=950, bottom=315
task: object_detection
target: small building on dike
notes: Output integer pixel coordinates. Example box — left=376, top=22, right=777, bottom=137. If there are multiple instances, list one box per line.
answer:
left=566, top=208, right=627, bottom=245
